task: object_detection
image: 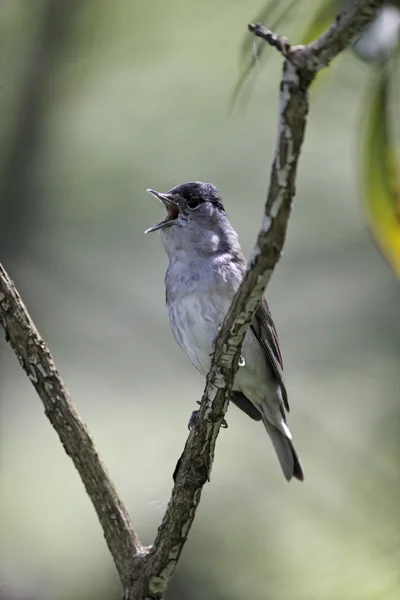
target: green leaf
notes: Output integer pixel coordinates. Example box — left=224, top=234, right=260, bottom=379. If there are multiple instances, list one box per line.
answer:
left=360, top=64, right=400, bottom=276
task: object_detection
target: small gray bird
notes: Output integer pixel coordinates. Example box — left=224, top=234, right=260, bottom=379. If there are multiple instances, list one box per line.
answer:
left=145, top=181, right=304, bottom=481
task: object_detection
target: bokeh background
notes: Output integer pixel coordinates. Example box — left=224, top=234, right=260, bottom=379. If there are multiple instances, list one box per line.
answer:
left=1, top=1, right=399, bottom=599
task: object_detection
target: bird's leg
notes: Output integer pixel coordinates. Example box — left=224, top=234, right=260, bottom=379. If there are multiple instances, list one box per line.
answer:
left=187, top=405, right=200, bottom=430
left=187, top=401, right=228, bottom=430
left=174, top=407, right=228, bottom=482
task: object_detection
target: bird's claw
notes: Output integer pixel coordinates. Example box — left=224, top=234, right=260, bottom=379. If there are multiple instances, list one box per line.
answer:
left=188, top=409, right=199, bottom=430
left=187, top=402, right=228, bottom=430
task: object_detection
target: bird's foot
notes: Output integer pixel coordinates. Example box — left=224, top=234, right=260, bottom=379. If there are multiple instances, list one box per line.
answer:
left=187, top=401, right=228, bottom=430
left=188, top=409, right=199, bottom=430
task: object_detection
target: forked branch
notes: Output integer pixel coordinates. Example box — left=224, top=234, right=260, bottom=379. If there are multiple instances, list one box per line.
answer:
left=0, top=1, right=384, bottom=599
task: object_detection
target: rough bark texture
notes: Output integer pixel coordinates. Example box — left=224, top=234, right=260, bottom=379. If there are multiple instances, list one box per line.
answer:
left=0, top=1, right=384, bottom=599
left=0, top=266, right=144, bottom=587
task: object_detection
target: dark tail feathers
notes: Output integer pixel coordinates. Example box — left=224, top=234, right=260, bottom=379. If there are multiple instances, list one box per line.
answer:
left=263, top=419, right=304, bottom=482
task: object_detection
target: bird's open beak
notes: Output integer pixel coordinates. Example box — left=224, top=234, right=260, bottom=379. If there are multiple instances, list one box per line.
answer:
left=145, top=189, right=180, bottom=233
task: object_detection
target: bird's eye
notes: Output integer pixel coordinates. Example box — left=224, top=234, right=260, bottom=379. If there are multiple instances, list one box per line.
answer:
left=187, top=197, right=200, bottom=210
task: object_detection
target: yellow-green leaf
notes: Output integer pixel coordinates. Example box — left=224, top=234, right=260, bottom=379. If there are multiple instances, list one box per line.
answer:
left=360, top=66, right=400, bottom=276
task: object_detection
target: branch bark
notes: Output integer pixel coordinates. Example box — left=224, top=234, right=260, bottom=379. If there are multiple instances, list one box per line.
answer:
left=0, top=1, right=384, bottom=599
left=0, top=265, right=144, bottom=586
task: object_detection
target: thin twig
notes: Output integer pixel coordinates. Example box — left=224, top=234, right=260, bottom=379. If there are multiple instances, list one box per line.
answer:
left=250, top=0, right=384, bottom=71
left=248, top=24, right=291, bottom=57
left=0, top=1, right=385, bottom=599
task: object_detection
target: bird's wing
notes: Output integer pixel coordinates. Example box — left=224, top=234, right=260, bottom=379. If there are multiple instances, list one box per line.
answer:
left=251, top=296, right=289, bottom=413
left=230, top=391, right=262, bottom=421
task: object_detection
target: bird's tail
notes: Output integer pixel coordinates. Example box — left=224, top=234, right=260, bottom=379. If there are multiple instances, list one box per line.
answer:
left=262, top=418, right=304, bottom=482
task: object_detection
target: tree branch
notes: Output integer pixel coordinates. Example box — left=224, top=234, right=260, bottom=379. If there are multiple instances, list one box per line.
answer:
left=249, top=0, right=384, bottom=71
left=0, top=265, right=144, bottom=586
left=0, top=1, right=384, bottom=599
left=142, top=0, right=384, bottom=596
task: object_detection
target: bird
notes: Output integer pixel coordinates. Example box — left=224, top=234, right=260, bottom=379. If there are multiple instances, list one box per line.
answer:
left=145, top=181, right=304, bottom=481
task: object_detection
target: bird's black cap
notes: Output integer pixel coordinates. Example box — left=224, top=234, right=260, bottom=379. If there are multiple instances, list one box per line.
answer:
left=168, top=181, right=225, bottom=212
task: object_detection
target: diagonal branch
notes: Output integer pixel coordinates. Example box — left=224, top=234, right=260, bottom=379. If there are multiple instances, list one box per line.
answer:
left=250, top=0, right=384, bottom=71
left=144, top=0, right=384, bottom=597
left=0, top=265, right=144, bottom=586
left=0, top=1, right=384, bottom=599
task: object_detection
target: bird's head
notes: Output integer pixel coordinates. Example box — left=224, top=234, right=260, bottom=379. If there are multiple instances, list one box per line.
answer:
left=145, top=181, right=239, bottom=258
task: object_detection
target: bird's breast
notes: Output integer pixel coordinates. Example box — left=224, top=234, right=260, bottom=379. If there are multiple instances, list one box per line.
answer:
left=167, top=286, right=232, bottom=375
left=165, top=254, right=244, bottom=375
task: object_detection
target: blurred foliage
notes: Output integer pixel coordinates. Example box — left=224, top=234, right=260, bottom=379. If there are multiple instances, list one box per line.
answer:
left=299, top=0, right=338, bottom=44
left=237, top=0, right=400, bottom=276
left=361, top=63, right=400, bottom=275
left=0, top=1, right=400, bottom=600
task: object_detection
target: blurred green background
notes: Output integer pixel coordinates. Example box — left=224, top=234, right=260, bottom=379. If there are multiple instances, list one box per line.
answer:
left=1, top=1, right=399, bottom=599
